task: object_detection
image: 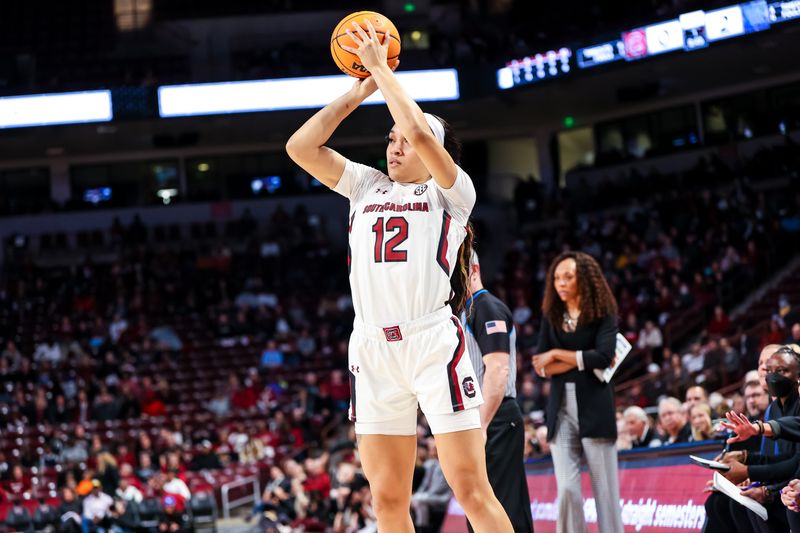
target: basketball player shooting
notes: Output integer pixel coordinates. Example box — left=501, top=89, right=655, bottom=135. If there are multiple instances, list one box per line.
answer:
left=285, top=17, right=513, bottom=533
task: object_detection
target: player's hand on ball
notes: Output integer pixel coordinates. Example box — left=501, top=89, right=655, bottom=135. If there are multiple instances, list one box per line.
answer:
left=350, top=60, right=398, bottom=99
left=351, top=76, right=379, bottom=99
left=342, top=20, right=390, bottom=72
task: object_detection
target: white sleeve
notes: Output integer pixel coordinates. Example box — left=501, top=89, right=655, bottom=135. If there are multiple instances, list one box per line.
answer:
left=432, top=165, right=476, bottom=224
left=576, top=350, right=585, bottom=371
left=332, top=159, right=385, bottom=204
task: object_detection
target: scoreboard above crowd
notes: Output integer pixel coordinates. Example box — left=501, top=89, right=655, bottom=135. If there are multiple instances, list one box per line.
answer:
left=497, top=0, right=800, bottom=89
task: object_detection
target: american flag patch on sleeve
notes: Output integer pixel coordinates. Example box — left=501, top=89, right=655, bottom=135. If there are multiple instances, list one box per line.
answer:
left=485, top=320, right=508, bottom=335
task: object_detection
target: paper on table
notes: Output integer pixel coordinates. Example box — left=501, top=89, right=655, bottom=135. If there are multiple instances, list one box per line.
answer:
left=712, top=472, right=768, bottom=521
left=593, top=333, right=633, bottom=383
left=689, top=454, right=731, bottom=471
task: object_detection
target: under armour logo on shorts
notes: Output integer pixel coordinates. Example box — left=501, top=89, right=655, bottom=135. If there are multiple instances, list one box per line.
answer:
left=383, top=326, right=403, bottom=342
left=462, top=376, right=477, bottom=398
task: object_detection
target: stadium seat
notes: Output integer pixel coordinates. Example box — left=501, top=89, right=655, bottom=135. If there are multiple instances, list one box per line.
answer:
left=4, top=504, right=33, bottom=532
left=32, top=502, right=59, bottom=531
left=137, top=498, right=163, bottom=530
left=189, top=492, right=218, bottom=532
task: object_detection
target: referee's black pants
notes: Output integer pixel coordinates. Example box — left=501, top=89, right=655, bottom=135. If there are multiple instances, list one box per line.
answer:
left=467, top=398, right=534, bottom=533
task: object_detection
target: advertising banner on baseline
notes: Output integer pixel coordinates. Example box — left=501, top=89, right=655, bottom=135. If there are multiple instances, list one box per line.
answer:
left=442, top=447, right=717, bottom=532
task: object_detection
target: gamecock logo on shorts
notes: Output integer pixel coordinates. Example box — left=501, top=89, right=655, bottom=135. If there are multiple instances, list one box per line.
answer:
left=462, top=376, right=476, bottom=398
left=383, top=325, right=403, bottom=342
left=414, top=184, right=428, bottom=196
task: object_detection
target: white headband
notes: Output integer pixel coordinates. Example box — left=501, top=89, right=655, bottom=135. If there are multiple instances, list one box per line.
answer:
left=424, top=113, right=445, bottom=146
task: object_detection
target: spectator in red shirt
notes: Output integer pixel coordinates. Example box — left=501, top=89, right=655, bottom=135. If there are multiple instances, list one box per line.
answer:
left=622, top=312, right=640, bottom=346
left=140, top=376, right=167, bottom=417
left=158, top=493, right=187, bottom=532
left=254, top=420, right=280, bottom=448
left=322, top=369, right=350, bottom=412
left=115, top=443, right=136, bottom=468
left=4, top=464, right=32, bottom=498
left=706, top=305, right=732, bottom=336
left=230, top=374, right=257, bottom=411
left=759, top=318, right=785, bottom=351
left=302, top=457, right=330, bottom=496
left=119, top=463, right=145, bottom=492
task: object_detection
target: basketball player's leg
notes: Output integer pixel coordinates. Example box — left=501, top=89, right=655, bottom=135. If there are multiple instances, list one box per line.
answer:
left=348, top=327, right=420, bottom=532
left=413, top=316, right=511, bottom=531
left=432, top=421, right=514, bottom=533
left=358, top=433, right=417, bottom=533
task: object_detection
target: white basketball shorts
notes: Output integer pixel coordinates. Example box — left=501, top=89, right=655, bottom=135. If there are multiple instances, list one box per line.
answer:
left=347, top=305, right=483, bottom=436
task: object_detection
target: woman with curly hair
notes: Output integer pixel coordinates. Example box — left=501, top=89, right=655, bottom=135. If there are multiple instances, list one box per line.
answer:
left=532, top=251, right=623, bottom=533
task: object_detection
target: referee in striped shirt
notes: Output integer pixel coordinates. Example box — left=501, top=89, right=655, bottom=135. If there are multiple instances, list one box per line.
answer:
left=461, top=251, right=534, bottom=533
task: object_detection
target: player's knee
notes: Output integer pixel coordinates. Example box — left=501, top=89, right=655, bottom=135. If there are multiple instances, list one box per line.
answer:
left=450, top=473, right=491, bottom=512
left=454, top=485, right=487, bottom=513
left=371, top=486, right=411, bottom=515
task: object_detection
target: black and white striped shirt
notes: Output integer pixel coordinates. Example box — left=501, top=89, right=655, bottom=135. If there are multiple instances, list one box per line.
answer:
left=460, top=289, right=517, bottom=398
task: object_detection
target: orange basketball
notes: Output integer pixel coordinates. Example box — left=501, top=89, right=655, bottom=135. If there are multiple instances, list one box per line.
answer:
left=331, top=11, right=401, bottom=79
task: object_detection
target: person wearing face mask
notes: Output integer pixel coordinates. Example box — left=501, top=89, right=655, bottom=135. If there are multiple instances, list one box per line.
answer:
left=702, top=378, right=772, bottom=533
left=718, top=345, right=800, bottom=533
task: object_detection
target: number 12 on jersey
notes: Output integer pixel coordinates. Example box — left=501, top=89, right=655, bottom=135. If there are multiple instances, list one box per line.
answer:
left=372, top=217, right=408, bottom=263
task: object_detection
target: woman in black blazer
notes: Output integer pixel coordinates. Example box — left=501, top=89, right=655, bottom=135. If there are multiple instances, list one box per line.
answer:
left=532, top=251, right=622, bottom=533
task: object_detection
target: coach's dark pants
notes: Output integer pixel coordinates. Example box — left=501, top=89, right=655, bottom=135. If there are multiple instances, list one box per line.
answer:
left=789, top=508, right=800, bottom=533
left=704, top=491, right=791, bottom=533
left=468, top=398, right=534, bottom=533
left=703, top=491, right=755, bottom=533
left=747, top=499, right=791, bottom=533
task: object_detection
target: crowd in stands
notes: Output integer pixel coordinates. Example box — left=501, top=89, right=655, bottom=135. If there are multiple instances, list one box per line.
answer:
left=506, top=143, right=800, bottom=405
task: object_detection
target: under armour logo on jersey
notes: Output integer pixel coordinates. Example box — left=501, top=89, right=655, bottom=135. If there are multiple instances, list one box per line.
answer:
left=350, top=365, right=360, bottom=373
left=462, top=376, right=477, bottom=398
left=414, top=184, right=428, bottom=196
left=374, top=187, right=390, bottom=195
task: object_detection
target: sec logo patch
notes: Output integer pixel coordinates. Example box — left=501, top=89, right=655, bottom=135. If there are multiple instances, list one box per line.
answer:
left=414, top=184, right=428, bottom=196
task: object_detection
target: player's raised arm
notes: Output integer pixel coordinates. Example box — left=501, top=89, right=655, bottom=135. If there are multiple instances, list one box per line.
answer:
left=285, top=77, right=379, bottom=189
left=341, top=21, right=458, bottom=190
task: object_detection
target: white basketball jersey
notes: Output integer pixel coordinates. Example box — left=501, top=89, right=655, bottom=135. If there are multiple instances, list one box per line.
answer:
left=334, top=159, right=476, bottom=326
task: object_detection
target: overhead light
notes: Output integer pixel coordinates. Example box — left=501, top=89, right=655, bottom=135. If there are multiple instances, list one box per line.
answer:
left=197, top=163, right=210, bottom=172
left=156, top=188, right=178, bottom=205
left=158, top=69, right=459, bottom=117
left=0, top=90, right=112, bottom=129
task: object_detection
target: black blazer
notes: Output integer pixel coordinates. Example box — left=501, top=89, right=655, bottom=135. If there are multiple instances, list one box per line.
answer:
left=538, top=314, right=617, bottom=441
left=631, top=426, right=661, bottom=448
left=747, top=391, right=800, bottom=484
